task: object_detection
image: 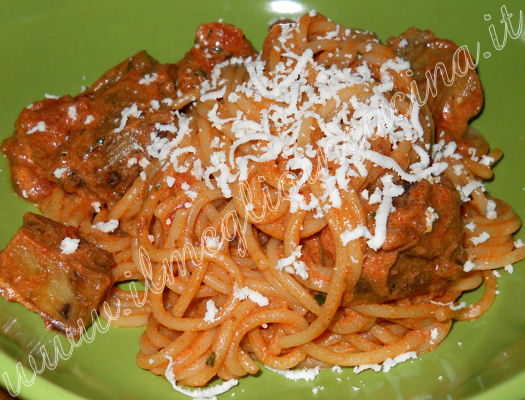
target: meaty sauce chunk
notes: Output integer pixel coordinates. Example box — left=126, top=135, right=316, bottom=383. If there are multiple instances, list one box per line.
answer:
left=2, top=23, right=255, bottom=205
left=387, top=28, right=483, bottom=140
left=171, top=22, right=256, bottom=92
left=3, top=51, right=177, bottom=204
left=319, top=179, right=465, bottom=304
left=0, top=213, right=113, bottom=339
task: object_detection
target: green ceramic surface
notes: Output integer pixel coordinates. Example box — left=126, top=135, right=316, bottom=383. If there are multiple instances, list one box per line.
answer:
left=0, top=1, right=524, bottom=399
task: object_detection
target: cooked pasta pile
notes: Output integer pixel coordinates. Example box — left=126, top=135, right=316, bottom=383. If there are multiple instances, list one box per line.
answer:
left=8, top=12, right=524, bottom=388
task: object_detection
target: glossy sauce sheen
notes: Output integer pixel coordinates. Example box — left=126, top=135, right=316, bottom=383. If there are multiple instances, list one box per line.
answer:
left=0, top=22, right=483, bottom=334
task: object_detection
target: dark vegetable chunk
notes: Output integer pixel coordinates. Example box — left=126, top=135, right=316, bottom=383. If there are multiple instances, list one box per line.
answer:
left=319, top=179, right=464, bottom=305
left=172, top=22, right=256, bottom=92
left=0, top=213, right=113, bottom=339
left=4, top=51, right=179, bottom=204
left=388, top=28, right=483, bottom=139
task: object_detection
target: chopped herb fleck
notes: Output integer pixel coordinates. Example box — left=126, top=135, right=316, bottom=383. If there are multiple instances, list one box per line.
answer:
left=206, top=352, right=216, bottom=367
left=455, top=259, right=465, bottom=266
left=314, top=293, right=326, bottom=306
left=194, top=68, right=207, bottom=78
left=369, top=211, right=376, bottom=218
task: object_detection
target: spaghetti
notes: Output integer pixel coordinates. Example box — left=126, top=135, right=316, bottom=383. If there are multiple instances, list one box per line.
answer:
left=2, top=12, right=525, bottom=389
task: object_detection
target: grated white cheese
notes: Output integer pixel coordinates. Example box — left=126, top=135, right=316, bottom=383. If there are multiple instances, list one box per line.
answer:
left=353, top=364, right=381, bottom=374
left=150, top=99, right=160, bottom=110
left=26, top=121, right=46, bottom=134
left=181, top=182, right=198, bottom=200
left=84, top=115, right=95, bottom=125
left=465, top=222, right=476, bottom=232
left=92, top=219, right=119, bottom=233
left=67, top=105, right=77, bottom=121
left=430, top=328, right=439, bottom=343
left=312, top=386, right=325, bottom=394
left=203, top=41, right=436, bottom=211
left=275, top=247, right=309, bottom=279
left=191, top=159, right=204, bottom=180
left=204, top=235, right=221, bottom=249
left=463, top=260, right=476, bottom=272
left=452, top=164, right=464, bottom=176
left=340, top=225, right=370, bottom=246
left=331, top=365, right=343, bottom=374
left=60, top=237, right=80, bottom=255
left=233, top=286, right=269, bottom=307
left=354, top=352, right=417, bottom=374
left=458, top=181, right=484, bottom=202
left=470, top=232, right=490, bottom=246
left=164, top=355, right=238, bottom=399
left=91, top=201, right=101, bottom=213
left=382, top=351, right=418, bottom=373
left=486, top=200, right=497, bottom=219
left=515, top=239, right=524, bottom=248
left=227, top=92, right=240, bottom=103
left=162, top=97, right=174, bottom=106
left=266, top=366, right=320, bottom=381
left=139, top=157, right=150, bottom=169
left=368, top=188, right=382, bottom=204
left=123, top=24, right=477, bottom=265
left=424, top=207, right=438, bottom=233
left=114, top=103, right=141, bottom=133
left=504, top=264, right=514, bottom=274
left=479, top=155, right=494, bottom=166
left=200, top=86, right=227, bottom=102
left=127, top=157, right=137, bottom=167
left=53, top=167, right=67, bottom=179
left=139, top=73, right=158, bottom=85
left=166, top=176, right=175, bottom=188
left=204, top=299, right=219, bottom=323
left=156, top=123, right=181, bottom=138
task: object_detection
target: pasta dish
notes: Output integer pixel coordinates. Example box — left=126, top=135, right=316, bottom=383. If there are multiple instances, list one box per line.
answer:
left=0, top=11, right=524, bottom=393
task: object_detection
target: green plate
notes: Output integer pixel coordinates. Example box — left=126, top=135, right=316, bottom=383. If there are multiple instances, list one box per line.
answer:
left=0, top=1, right=524, bottom=399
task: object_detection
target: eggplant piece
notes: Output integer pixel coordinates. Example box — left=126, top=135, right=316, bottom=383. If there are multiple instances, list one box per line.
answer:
left=4, top=51, right=178, bottom=204
left=0, top=213, right=113, bottom=339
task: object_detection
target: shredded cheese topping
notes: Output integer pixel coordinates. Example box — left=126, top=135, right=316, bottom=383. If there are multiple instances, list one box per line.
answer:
left=60, top=237, right=80, bottom=255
